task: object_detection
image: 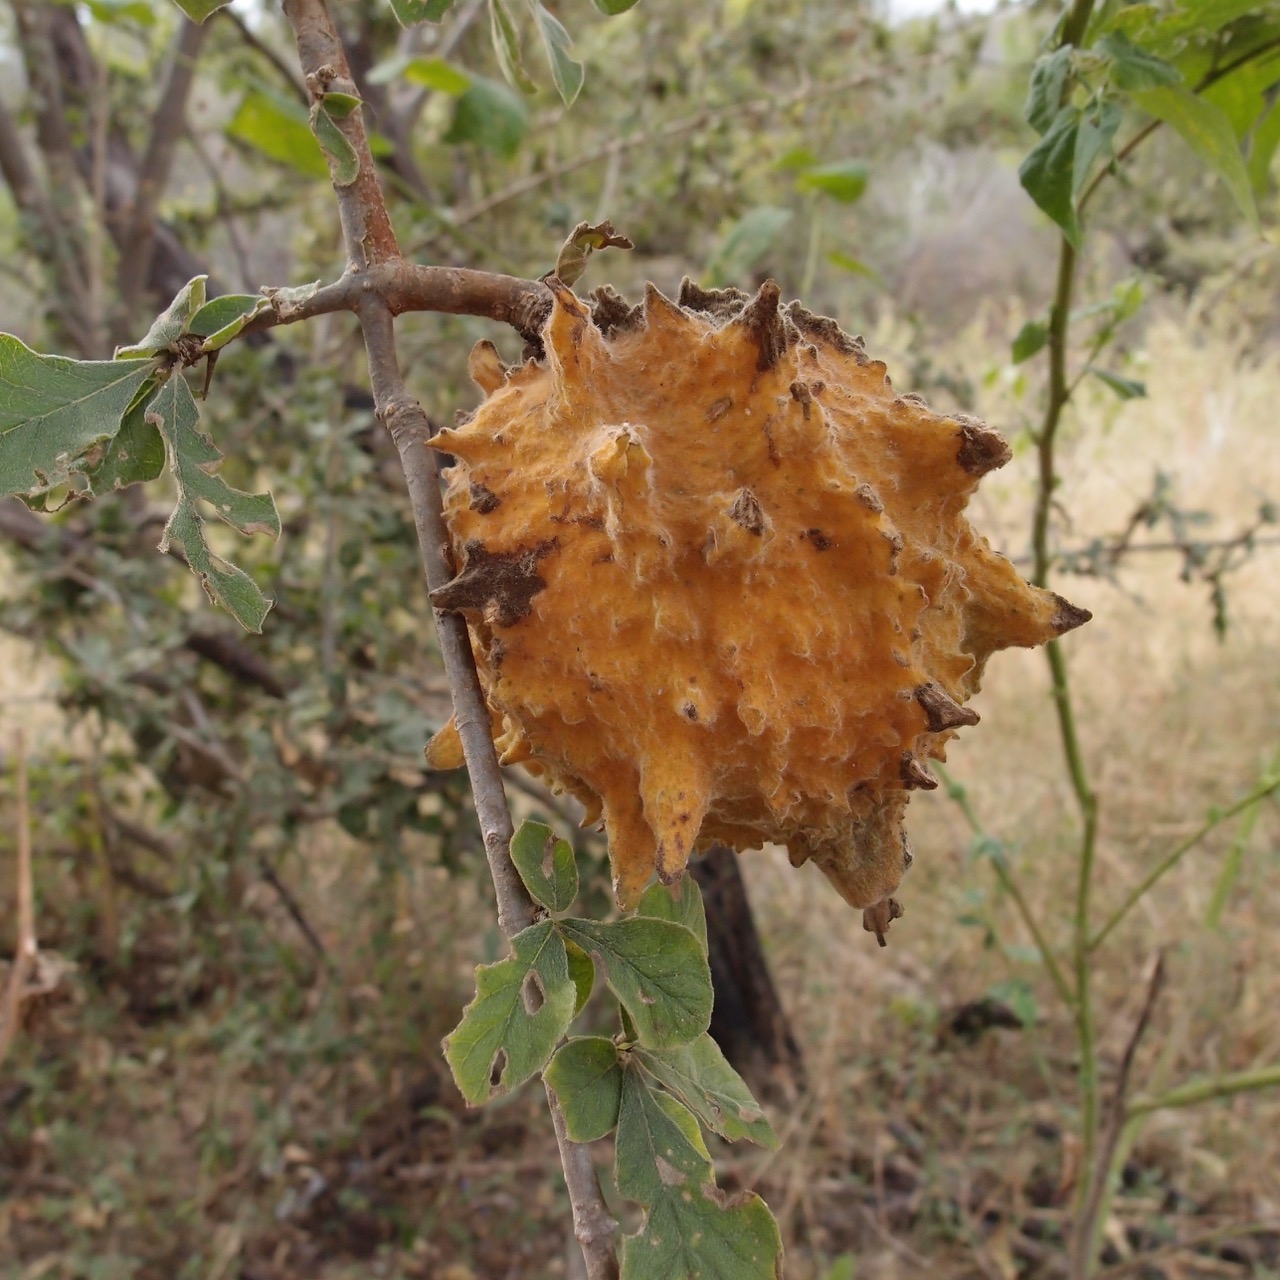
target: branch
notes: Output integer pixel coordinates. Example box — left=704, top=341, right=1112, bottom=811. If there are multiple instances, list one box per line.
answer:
left=0, top=731, right=37, bottom=1069
left=276, top=0, right=618, bottom=1270
left=119, top=17, right=211, bottom=313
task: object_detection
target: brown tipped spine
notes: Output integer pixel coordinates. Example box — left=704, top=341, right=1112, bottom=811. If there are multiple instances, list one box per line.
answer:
left=900, top=753, right=939, bottom=790
left=955, top=416, right=1012, bottom=477
left=915, top=682, right=981, bottom=733
left=1049, top=594, right=1093, bottom=634
left=733, top=279, right=791, bottom=371
left=429, top=539, right=555, bottom=628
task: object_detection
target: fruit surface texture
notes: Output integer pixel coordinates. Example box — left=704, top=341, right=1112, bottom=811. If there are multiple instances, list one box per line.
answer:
left=428, top=278, right=1089, bottom=941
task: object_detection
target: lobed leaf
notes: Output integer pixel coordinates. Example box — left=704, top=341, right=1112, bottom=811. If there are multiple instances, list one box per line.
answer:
left=85, top=391, right=166, bottom=494
left=545, top=1036, right=623, bottom=1141
left=634, top=1033, right=778, bottom=1147
left=444, top=920, right=577, bottom=1104
left=0, top=336, right=156, bottom=498
left=151, top=374, right=281, bottom=632
left=557, top=916, right=712, bottom=1049
left=510, top=819, right=579, bottom=912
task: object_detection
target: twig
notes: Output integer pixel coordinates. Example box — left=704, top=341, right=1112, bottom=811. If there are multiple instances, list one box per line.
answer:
left=1094, top=1222, right=1280, bottom=1280
left=1128, top=1061, right=1280, bottom=1116
left=257, top=855, right=336, bottom=974
left=0, top=731, right=37, bottom=1069
left=276, top=0, right=618, bottom=1271
left=1071, top=953, right=1166, bottom=1279
left=1089, top=773, right=1280, bottom=952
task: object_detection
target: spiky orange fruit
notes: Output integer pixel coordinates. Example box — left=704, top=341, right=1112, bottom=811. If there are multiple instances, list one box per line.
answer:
left=427, top=278, right=1089, bottom=941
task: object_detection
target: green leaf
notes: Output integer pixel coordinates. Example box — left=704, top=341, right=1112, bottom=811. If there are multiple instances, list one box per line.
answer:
left=151, top=374, right=281, bottom=632
left=83, top=0, right=156, bottom=26
left=1131, top=83, right=1259, bottom=227
left=444, top=75, right=530, bottom=157
left=85, top=388, right=165, bottom=493
left=706, top=206, right=792, bottom=287
left=826, top=250, right=879, bottom=279
left=116, top=276, right=208, bottom=358
left=1018, top=106, right=1082, bottom=247
left=794, top=159, right=869, bottom=203
left=529, top=1, right=584, bottom=106
left=188, top=295, right=271, bottom=353
left=553, top=219, right=634, bottom=288
left=489, top=0, right=537, bottom=95
left=367, top=54, right=471, bottom=94
left=565, top=938, right=596, bottom=1016
left=557, top=917, right=712, bottom=1049
left=321, top=91, right=362, bottom=120
left=1024, top=46, right=1073, bottom=135
left=1088, top=366, right=1147, bottom=399
left=1073, top=99, right=1122, bottom=199
left=0, top=336, right=156, bottom=497
left=1098, top=31, right=1181, bottom=90
left=388, top=0, right=456, bottom=26
left=591, top=0, right=641, bottom=12
left=1011, top=319, right=1049, bottom=363
left=620, top=1188, right=783, bottom=1280
left=227, top=89, right=328, bottom=181
left=168, top=0, right=230, bottom=20
left=636, top=876, right=707, bottom=958
left=510, top=819, right=579, bottom=912
left=614, top=1065, right=712, bottom=1203
left=634, top=1034, right=778, bottom=1147
left=443, top=920, right=577, bottom=1104
left=310, top=104, right=360, bottom=187
left=546, top=1037, right=623, bottom=1140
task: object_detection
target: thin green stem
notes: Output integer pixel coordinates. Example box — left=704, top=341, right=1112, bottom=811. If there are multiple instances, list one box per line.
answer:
left=1129, top=1062, right=1280, bottom=1116
left=1089, top=772, right=1280, bottom=952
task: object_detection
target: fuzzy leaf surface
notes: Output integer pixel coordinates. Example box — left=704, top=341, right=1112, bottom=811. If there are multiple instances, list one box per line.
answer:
left=85, top=390, right=165, bottom=493
left=444, top=920, right=576, bottom=1103
left=0, top=337, right=156, bottom=497
left=620, top=1189, right=783, bottom=1280
left=634, top=1034, right=777, bottom=1148
left=510, top=819, right=578, bottom=912
left=116, top=276, right=207, bottom=358
left=557, top=917, right=711, bottom=1049
left=189, top=295, right=272, bottom=352
left=635, top=877, right=707, bottom=957
left=152, top=374, right=280, bottom=632
left=545, top=1036, right=623, bottom=1141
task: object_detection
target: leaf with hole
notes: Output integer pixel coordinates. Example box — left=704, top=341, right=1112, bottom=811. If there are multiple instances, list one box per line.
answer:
left=557, top=916, right=711, bottom=1049
left=545, top=1036, right=623, bottom=1141
left=85, top=389, right=166, bottom=494
left=151, top=373, right=281, bottom=632
left=529, top=1, right=584, bottom=106
left=634, top=1033, right=777, bottom=1147
left=510, top=819, right=578, bottom=912
left=444, top=919, right=577, bottom=1104
left=0, top=336, right=157, bottom=498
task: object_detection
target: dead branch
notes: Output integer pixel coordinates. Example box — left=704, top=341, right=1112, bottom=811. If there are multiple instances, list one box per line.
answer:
left=0, top=731, right=38, bottom=1068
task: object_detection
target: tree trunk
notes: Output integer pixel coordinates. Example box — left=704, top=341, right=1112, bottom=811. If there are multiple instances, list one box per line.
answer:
left=691, top=844, right=806, bottom=1099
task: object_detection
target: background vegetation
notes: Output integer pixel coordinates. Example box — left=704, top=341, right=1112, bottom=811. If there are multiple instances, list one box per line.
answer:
left=1, top=0, right=1279, bottom=1276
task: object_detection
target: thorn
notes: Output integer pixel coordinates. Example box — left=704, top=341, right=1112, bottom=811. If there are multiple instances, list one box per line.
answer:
left=915, top=682, right=980, bottom=733
left=955, top=415, right=1012, bottom=477
left=467, top=340, right=508, bottom=395
left=900, top=753, right=938, bottom=790
left=732, top=279, right=791, bottom=371
left=1049, top=593, right=1093, bottom=634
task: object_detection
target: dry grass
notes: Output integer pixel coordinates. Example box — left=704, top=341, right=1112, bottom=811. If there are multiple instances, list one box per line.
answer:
left=1, top=306, right=1278, bottom=1279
